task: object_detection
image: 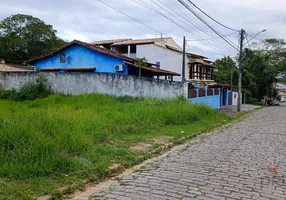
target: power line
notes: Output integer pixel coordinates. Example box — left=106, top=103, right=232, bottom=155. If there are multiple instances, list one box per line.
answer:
left=187, top=32, right=237, bottom=42
left=133, top=0, right=235, bottom=54
left=185, top=0, right=240, bottom=32
left=245, top=33, right=252, bottom=49
left=97, top=0, right=162, bottom=34
left=160, top=0, right=221, bottom=39
left=133, top=0, right=202, bottom=40
left=180, top=0, right=238, bottom=49
left=156, top=0, right=236, bottom=48
left=162, top=0, right=240, bottom=54
left=190, top=45, right=228, bottom=57
left=178, top=0, right=239, bottom=51
left=97, top=0, right=232, bottom=56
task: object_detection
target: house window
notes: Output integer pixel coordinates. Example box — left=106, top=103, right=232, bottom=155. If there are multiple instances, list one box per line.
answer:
left=114, top=46, right=128, bottom=54
left=60, top=52, right=66, bottom=63
left=131, top=45, right=136, bottom=53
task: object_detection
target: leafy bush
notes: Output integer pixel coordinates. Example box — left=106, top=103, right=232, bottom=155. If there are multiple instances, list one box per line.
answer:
left=0, top=74, right=53, bottom=101
left=135, top=57, right=148, bottom=66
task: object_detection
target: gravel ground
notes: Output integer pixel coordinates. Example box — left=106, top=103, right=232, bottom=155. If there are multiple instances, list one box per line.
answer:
left=81, top=106, right=286, bottom=200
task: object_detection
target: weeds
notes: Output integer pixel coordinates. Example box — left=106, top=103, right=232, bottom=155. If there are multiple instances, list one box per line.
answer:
left=0, top=94, right=229, bottom=199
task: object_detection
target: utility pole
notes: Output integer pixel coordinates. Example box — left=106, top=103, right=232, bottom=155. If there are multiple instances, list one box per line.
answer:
left=182, top=36, right=186, bottom=82
left=231, top=64, right=233, bottom=92
left=237, top=29, right=245, bottom=112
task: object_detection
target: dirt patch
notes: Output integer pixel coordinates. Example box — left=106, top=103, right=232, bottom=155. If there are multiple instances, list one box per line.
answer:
left=128, top=136, right=174, bottom=152
left=128, top=142, right=153, bottom=152
left=151, top=136, right=174, bottom=144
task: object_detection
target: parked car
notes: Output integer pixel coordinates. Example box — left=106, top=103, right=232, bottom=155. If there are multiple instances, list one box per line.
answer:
left=268, top=100, right=280, bottom=106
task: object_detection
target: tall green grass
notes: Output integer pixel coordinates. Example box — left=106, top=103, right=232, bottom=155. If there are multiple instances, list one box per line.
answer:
left=0, top=94, right=229, bottom=199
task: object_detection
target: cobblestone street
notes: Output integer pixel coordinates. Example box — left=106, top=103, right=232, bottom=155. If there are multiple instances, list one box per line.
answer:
left=85, top=106, right=286, bottom=200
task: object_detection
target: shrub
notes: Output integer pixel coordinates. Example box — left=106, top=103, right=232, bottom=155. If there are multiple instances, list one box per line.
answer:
left=0, top=74, right=53, bottom=101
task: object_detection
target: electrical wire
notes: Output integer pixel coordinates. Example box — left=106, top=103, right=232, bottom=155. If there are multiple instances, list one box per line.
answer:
left=163, top=0, right=240, bottom=54
left=133, top=0, right=235, bottom=54
left=133, top=0, right=201, bottom=39
left=185, top=0, right=240, bottom=32
left=187, top=32, right=238, bottom=42
left=156, top=0, right=236, bottom=48
left=160, top=0, right=221, bottom=39
left=175, top=0, right=238, bottom=48
left=97, top=0, right=232, bottom=57
left=97, top=0, right=162, bottom=34
left=179, top=0, right=238, bottom=49
left=245, top=34, right=252, bottom=49
left=178, top=0, right=239, bottom=51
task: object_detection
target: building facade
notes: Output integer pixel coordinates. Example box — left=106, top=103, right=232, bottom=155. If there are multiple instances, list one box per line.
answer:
left=91, top=37, right=215, bottom=82
left=187, top=53, right=215, bottom=81
left=25, top=40, right=180, bottom=79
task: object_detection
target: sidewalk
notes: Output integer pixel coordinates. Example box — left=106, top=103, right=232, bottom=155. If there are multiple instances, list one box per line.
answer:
left=218, top=104, right=260, bottom=116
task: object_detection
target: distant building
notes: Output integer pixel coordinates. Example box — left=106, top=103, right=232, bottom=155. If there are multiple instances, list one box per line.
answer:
left=0, top=61, right=34, bottom=72
left=276, top=83, right=286, bottom=93
left=277, top=72, right=286, bottom=79
left=25, top=40, right=180, bottom=79
left=187, top=53, right=215, bottom=82
left=279, top=92, right=286, bottom=102
left=91, top=37, right=215, bottom=82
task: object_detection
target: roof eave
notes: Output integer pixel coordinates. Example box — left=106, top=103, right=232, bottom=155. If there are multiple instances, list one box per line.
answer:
left=25, top=40, right=136, bottom=64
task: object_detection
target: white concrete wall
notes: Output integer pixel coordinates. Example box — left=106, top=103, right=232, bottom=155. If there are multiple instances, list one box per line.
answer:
left=136, top=44, right=187, bottom=82
left=232, top=92, right=238, bottom=106
left=280, top=96, right=286, bottom=102
left=154, top=38, right=182, bottom=50
left=0, top=72, right=188, bottom=99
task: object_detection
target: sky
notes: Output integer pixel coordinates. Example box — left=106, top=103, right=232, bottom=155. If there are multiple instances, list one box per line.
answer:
left=0, top=0, right=285, bottom=61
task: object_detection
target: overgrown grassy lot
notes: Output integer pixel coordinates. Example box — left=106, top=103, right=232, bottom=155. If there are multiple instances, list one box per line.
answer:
left=0, top=94, right=229, bottom=199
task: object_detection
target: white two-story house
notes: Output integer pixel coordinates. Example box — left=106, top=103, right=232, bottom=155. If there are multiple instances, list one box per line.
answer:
left=91, top=37, right=215, bottom=82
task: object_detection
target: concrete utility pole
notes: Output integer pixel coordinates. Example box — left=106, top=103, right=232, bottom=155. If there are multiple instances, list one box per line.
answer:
left=182, top=36, right=186, bottom=82
left=237, top=29, right=245, bottom=112
left=231, top=64, right=234, bottom=92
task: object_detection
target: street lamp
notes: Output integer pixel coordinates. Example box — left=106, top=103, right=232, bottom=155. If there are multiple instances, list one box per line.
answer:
left=244, top=29, right=267, bottom=47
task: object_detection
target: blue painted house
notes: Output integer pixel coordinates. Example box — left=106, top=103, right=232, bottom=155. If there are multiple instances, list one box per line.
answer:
left=25, top=40, right=180, bottom=78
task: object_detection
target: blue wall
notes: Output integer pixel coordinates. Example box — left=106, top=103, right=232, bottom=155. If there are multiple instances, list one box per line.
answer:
left=34, top=44, right=128, bottom=75
left=188, top=88, right=221, bottom=109
left=223, top=88, right=228, bottom=106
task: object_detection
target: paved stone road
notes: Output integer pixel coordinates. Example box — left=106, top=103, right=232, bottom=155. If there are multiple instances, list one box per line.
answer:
left=90, top=106, right=286, bottom=200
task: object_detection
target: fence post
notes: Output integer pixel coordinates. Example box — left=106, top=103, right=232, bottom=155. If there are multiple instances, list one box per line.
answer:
left=184, top=83, right=188, bottom=99
left=205, top=88, right=208, bottom=97
left=226, top=89, right=229, bottom=106
left=195, top=88, right=199, bottom=98
left=212, top=88, right=215, bottom=96
left=219, top=88, right=222, bottom=107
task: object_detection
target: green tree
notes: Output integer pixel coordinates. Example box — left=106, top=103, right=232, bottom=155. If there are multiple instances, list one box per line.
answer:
left=242, top=39, right=286, bottom=102
left=241, top=48, right=268, bottom=102
left=213, top=56, right=237, bottom=85
left=213, top=39, right=286, bottom=103
left=0, top=14, right=66, bottom=64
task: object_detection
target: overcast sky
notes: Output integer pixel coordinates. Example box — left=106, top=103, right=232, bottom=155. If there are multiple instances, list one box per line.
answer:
left=0, top=0, right=285, bottom=61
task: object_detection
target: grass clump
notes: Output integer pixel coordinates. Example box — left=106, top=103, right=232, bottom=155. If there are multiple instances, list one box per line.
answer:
left=0, top=94, right=229, bottom=199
